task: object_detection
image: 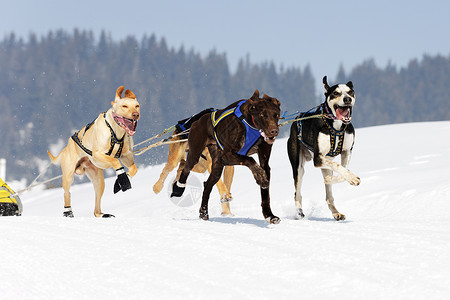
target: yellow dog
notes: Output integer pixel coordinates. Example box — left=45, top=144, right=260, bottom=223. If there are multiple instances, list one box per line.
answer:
left=48, top=86, right=140, bottom=217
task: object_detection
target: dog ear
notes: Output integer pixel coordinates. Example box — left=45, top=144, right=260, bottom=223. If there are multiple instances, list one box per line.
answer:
left=271, top=97, right=280, bottom=107
left=346, top=81, right=353, bottom=90
left=250, top=89, right=260, bottom=101
left=125, top=89, right=136, bottom=99
left=263, top=94, right=280, bottom=107
left=323, top=76, right=330, bottom=92
left=115, top=86, right=125, bottom=101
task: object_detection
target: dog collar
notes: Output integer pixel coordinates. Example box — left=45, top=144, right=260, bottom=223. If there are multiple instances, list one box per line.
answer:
left=112, top=111, right=137, bottom=136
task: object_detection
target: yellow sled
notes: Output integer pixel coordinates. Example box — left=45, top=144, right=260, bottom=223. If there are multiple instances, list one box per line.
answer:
left=0, top=177, right=22, bottom=216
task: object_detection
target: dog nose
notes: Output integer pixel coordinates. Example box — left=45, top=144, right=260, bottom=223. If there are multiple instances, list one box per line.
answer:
left=343, top=97, right=352, bottom=105
left=132, top=112, right=140, bottom=119
left=270, top=128, right=279, bottom=136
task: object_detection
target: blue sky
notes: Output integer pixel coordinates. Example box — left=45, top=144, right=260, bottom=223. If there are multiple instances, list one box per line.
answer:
left=3, top=0, right=450, bottom=90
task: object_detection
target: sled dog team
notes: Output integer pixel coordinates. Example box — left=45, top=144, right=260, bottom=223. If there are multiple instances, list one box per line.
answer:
left=48, top=76, right=360, bottom=222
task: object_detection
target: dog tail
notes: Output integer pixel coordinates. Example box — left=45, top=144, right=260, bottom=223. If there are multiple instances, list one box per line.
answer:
left=47, top=150, right=62, bottom=165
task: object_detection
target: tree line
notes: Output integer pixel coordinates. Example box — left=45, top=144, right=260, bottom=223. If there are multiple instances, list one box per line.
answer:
left=0, top=29, right=449, bottom=182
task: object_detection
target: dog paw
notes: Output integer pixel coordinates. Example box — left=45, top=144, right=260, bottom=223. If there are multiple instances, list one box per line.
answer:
left=199, top=206, right=209, bottom=221
left=220, top=193, right=233, bottom=203
left=170, top=181, right=185, bottom=197
left=265, top=216, right=281, bottom=224
left=348, top=175, right=361, bottom=186
left=251, top=168, right=269, bottom=189
left=102, top=214, right=116, bottom=218
left=343, top=172, right=361, bottom=186
left=63, top=206, right=74, bottom=218
left=153, top=182, right=163, bottom=194
left=296, top=208, right=305, bottom=219
left=221, top=212, right=234, bottom=217
left=63, top=211, right=74, bottom=218
left=333, top=213, right=346, bottom=221
left=256, top=177, right=269, bottom=189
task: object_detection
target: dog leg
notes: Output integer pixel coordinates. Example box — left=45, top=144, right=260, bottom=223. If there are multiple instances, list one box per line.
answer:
left=220, top=166, right=234, bottom=214
left=288, top=132, right=306, bottom=218
left=205, top=156, right=233, bottom=215
left=257, top=145, right=280, bottom=224
left=62, top=171, right=74, bottom=218
left=321, top=169, right=345, bottom=221
left=175, top=159, right=186, bottom=181
left=294, top=155, right=306, bottom=219
left=323, top=150, right=353, bottom=184
left=154, top=141, right=186, bottom=194
left=319, top=155, right=360, bottom=186
left=324, top=175, right=346, bottom=184
left=172, top=119, right=208, bottom=198
left=59, top=148, right=79, bottom=217
left=199, top=162, right=225, bottom=221
left=84, top=161, right=110, bottom=218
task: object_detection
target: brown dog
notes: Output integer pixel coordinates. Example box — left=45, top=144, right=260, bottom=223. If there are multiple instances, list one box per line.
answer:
left=153, top=131, right=235, bottom=215
left=47, top=86, right=140, bottom=217
left=171, top=90, right=281, bottom=223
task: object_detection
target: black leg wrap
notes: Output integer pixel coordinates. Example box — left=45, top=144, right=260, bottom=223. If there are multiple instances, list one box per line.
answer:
left=171, top=181, right=185, bottom=198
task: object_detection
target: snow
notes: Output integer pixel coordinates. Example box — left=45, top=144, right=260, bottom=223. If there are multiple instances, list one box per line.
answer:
left=2, top=121, right=450, bottom=299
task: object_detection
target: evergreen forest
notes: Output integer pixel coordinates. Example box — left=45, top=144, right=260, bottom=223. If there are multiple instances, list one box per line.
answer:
left=1, top=29, right=449, bottom=182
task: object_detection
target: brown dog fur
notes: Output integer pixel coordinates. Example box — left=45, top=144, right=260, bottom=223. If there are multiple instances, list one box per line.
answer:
left=153, top=133, right=235, bottom=215
left=47, top=86, right=140, bottom=217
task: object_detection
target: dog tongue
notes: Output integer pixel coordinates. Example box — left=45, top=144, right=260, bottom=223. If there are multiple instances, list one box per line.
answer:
left=336, top=107, right=350, bottom=120
left=113, top=114, right=137, bottom=136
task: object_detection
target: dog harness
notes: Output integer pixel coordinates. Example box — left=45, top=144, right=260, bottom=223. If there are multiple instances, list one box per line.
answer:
left=176, top=107, right=215, bottom=139
left=71, top=113, right=124, bottom=158
left=211, top=100, right=261, bottom=156
left=297, top=104, right=346, bottom=157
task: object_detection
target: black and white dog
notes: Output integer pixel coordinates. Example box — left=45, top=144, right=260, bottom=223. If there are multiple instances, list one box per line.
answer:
left=287, top=76, right=360, bottom=221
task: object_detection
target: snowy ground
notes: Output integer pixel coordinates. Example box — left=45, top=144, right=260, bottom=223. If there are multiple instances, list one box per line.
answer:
left=2, top=121, right=450, bottom=299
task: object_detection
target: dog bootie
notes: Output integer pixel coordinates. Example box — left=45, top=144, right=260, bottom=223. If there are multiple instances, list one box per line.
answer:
left=170, top=181, right=185, bottom=198
left=63, top=206, right=74, bottom=218
left=114, top=168, right=132, bottom=194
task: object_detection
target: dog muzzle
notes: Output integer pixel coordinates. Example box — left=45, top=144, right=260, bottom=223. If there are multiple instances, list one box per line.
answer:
left=259, top=130, right=276, bottom=144
left=112, top=111, right=138, bottom=136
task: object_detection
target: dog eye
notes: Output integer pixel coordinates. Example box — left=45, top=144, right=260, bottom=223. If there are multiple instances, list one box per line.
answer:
left=348, top=91, right=355, bottom=96
left=122, top=105, right=128, bottom=109
left=332, top=91, right=340, bottom=96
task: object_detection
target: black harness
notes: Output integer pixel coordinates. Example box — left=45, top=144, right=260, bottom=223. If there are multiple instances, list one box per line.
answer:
left=297, top=104, right=347, bottom=157
left=71, top=113, right=124, bottom=158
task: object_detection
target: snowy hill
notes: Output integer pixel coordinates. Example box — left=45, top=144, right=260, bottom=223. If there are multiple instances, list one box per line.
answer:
left=2, top=121, right=450, bottom=299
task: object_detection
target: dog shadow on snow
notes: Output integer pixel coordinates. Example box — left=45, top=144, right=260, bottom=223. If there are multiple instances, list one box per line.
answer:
left=208, top=217, right=271, bottom=228
left=284, top=214, right=352, bottom=223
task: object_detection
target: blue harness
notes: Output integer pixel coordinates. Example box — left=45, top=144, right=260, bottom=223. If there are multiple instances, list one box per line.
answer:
left=296, top=104, right=346, bottom=157
left=211, top=100, right=261, bottom=156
